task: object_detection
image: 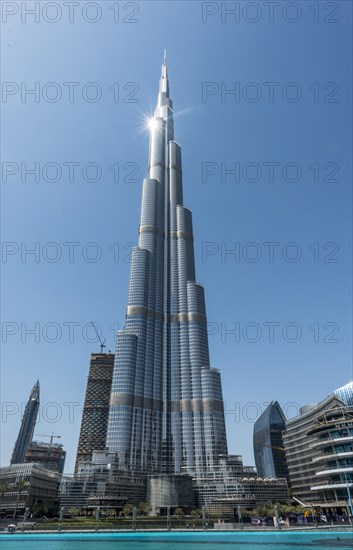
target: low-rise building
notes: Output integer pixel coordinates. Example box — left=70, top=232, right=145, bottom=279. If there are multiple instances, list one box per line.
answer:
left=0, top=463, right=59, bottom=517
left=60, top=451, right=144, bottom=513
left=193, top=455, right=288, bottom=517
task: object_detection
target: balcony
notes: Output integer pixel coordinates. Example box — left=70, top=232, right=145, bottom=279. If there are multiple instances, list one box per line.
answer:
left=312, top=450, right=353, bottom=462
left=309, top=435, right=353, bottom=449
left=316, top=466, right=353, bottom=477
left=311, top=482, right=353, bottom=490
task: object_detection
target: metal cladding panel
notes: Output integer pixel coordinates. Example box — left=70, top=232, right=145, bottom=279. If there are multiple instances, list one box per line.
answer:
left=169, top=140, right=181, bottom=167
left=149, top=118, right=165, bottom=167
left=127, top=247, right=150, bottom=308
left=140, top=178, right=158, bottom=228
left=106, top=333, right=138, bottom=468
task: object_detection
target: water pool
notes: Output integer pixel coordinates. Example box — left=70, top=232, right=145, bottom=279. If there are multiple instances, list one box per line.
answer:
left=0, top=531, right=352, bottom=549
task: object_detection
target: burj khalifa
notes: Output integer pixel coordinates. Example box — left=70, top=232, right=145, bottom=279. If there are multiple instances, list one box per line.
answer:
left=106, top=52, right=228, bottom=479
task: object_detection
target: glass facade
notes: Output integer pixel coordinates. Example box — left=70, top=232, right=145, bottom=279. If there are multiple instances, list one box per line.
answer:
left=10, top=380, right=40, bottom=465
left=0, top=463, right=59, bottom=516
left=253, top=401, right=288, bottom=480
left=283, top=394, right=344, bottom=504
left=106, top=55, right=228, bottom=477
left=194, top=455, right=288, bottom=516
left=308, top=405, right=353, bottom=509
left=334, top=381, right=353, bottom=407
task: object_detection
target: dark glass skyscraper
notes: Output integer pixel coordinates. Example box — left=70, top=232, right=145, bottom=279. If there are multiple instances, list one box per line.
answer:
left=10, top=380, right=40, bottom=465
left=253, top=401, right=288, bottom=479
left=106, top=53, right=228, bottom=477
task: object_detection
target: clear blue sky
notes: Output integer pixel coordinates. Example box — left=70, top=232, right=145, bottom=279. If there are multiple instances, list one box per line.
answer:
left=1, top=1, right=352, bottom=473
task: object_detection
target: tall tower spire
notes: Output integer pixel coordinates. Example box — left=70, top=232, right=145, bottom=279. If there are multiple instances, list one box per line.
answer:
left=10, top=380, right=40, bottom=465
left=106, top=55, right=228, bottom=477
left=156, top=50, right=171, bottom=114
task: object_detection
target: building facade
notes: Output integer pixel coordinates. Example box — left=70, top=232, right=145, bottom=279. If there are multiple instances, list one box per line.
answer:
left=10, top=380, right=40, bottom=465
left=0, top=463, right=59, bottom=517
left=106, top=53, right=228, bottom=480
left=147, top=474, right=195, bottom=513
left=60, top=451, right=144, bottom=512
left=253, top=401, right=288, bottom=480
left=75, top=353, right=114, bottom=471
left=25, top=441, right=66, bottom=474
left=193, top=455, right=288, bottom=517
left=283, top=394, right=344, bottom=505
left=308, top=405, right=353, bottom=513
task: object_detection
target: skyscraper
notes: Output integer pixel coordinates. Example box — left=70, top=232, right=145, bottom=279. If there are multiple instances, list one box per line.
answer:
left=253, top=401, right=288, bottom=479
left=75, top=353, right=114, bottom=471
left=10, top=380, right=40, bottom=465
left=106, top=53, right=228, bottom=478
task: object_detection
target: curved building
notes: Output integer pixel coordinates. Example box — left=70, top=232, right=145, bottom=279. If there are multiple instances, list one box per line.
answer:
left=10, top=380, right=40, bottom=465
left=282, top=394, right=343, bottom=505
left=253, top=401, right=288, bottom=479
left=308, top=405, right=353, bottom=512
left=106, top=53, right=228, bottom=478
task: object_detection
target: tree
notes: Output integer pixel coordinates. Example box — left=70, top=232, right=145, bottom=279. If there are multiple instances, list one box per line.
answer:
left=12, top=480, right=29, bottom=519
left=174, top=507, right=184, bottom=519
left=122, top=503, right=133, bottom=518
left=30, top=502, right=48, bottom=517
left=208, top=507, right=229, bottom=519
left=0, top=483, right=10, bottom=517
left=68, top=507, right=81, bottom=517
left=248, top=501, right=304, bottom=519
left=138, top=501, right=151, bottom=516
left=0, top=483, right=9, bottom=503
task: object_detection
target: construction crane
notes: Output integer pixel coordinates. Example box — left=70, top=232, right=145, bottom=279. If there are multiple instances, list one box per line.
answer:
left=90, top=321, right=106, bottom=353
left=255, top=442, right=285, bottom=452
left=266, top=444, right=285, bottom=452
left=34, top=433, right=61, bottom=444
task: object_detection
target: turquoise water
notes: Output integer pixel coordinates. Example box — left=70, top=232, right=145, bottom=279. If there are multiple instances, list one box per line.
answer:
left=0, top=531, right=352, bottom=550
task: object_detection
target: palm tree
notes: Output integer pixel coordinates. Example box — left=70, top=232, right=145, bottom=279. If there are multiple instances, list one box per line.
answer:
left=68, top=506, right=81, bottom=517
left=122, top=503, right=133, bottom=518
left=0, top=483, right=9, bottom=502
left=12, top=480, right=29, bottom=519
left=0, top=483, right=10, bottom=516
left=174, top=507, right=184, bottom=519
left=138, top=501, right=151, bottom=516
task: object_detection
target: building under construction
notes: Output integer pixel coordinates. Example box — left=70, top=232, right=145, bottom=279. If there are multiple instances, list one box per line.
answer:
left=75, top=353, right=115, bottom=472
left=25, top=441, right=66, bottom=474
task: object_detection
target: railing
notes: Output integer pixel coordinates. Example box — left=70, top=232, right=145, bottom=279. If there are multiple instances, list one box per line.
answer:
left=316, top=465, right=353, bottom=476
left=309, top=435, right=353, bottom=449
left=312, top=450, right=353, bottom=462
